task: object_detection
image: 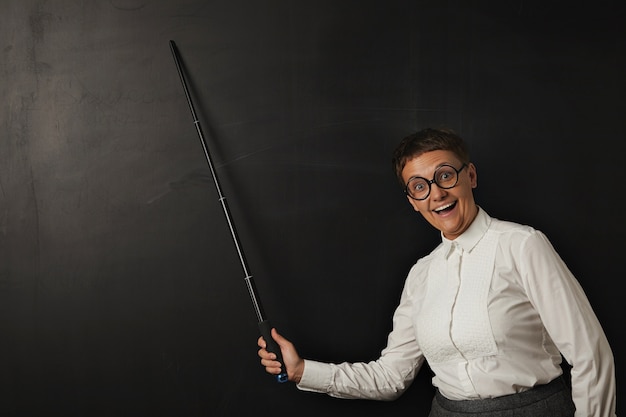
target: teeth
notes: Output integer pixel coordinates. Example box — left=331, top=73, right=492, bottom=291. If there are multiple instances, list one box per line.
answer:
left=435, top=202, right=454, bottom=212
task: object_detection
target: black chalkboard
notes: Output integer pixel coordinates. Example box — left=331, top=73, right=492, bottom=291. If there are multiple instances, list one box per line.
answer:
left=1, top=1, right=623, bottom=416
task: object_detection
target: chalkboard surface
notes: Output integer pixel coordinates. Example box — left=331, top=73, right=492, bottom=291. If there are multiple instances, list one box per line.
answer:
left=1, top=1, right=623, bottom=416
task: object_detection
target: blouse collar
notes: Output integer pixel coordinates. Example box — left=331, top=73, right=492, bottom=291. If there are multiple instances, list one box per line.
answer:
left=441, top=206, right=491, bottom=257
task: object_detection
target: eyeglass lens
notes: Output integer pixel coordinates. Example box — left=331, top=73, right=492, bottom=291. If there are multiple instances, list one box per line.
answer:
left=406, top=165, right=460, bottom=200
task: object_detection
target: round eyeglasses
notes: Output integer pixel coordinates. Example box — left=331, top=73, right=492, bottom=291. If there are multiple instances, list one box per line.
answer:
left=404, top=163, right=467, bottom=200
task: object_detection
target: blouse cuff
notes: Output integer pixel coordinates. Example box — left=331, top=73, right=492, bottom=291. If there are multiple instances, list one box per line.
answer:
left=296, top=359, right=333, bottom=393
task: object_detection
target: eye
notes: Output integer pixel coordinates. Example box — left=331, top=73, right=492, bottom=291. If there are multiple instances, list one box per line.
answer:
left=436, top=167, right=455, bottom=184
left=414, top=183, right=425, bottom=192
left=411, top=179, right=427, bottom=192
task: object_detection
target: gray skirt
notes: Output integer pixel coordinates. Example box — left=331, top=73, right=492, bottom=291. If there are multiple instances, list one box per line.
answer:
left=429, top=377, right=575, bottom=417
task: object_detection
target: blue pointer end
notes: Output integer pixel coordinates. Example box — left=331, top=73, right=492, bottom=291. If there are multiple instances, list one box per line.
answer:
left=277, top=372, right=288, bottom=383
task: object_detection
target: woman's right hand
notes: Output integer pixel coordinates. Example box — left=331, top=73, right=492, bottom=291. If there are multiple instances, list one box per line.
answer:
left=257, top=328, right=305, bottom=383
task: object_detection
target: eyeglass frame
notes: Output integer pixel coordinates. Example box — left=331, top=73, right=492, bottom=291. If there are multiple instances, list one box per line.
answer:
left=404, top=163, right=468, bottom=201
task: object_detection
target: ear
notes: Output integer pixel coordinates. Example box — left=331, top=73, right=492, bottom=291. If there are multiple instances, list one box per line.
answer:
left=407, top=195, right=420, bottom=212
left=468, top=162, right=478, bottom=188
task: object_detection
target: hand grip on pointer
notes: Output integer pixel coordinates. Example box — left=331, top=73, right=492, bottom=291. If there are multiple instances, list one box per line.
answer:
left=259, top=320, right=288, bottom=383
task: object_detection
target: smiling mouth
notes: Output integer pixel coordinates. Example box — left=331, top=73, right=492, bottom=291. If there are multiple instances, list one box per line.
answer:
left=434, top=201, right=456, bottom=214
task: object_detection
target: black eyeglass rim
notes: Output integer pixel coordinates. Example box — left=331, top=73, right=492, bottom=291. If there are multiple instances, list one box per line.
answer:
left=404, top=163, right=468, bottom=201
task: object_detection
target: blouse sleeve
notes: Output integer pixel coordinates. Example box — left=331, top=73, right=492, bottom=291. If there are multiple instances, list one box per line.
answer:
left=519, top=230, right=616, bottom=417
left=296, top=264, right=426, bottom=400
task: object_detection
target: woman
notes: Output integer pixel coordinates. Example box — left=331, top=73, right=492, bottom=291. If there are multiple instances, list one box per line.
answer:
left=258, top=127, right=617, bottom=417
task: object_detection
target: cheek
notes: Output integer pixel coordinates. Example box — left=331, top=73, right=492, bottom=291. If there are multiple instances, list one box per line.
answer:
left=407, top=197, right=421, bottom=212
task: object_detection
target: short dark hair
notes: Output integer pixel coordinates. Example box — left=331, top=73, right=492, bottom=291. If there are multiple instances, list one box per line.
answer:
left=392, top=127, right=470, bottom=186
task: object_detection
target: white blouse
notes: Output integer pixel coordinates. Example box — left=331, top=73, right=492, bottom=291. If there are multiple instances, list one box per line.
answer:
left=297, top=208, right=616, bottom=417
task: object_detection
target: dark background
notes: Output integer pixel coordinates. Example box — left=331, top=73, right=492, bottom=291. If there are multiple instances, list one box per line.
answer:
left=1, top=1, right=623, bottom=416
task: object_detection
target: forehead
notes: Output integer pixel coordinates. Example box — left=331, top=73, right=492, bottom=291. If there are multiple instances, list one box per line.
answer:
left=401, top=150, right=459, bottom=181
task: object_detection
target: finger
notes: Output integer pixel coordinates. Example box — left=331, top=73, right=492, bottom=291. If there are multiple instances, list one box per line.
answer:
left=260, top=357, right=280, bottom=367
left=258, top=348, right=276, bottom=360
left=270, top=327, right=281, bottom=341
left=270, top=328, right=288, bottom=347
left=266, top=366, right=282, bottom=375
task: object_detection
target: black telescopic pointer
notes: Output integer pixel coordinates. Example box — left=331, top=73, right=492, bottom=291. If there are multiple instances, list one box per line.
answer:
left=169, top=40, right=288, bottom=383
